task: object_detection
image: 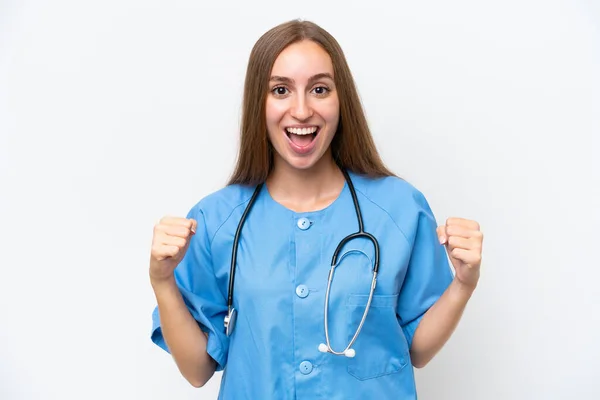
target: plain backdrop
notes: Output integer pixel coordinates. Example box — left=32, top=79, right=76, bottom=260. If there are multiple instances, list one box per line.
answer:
left=1, top=0, right=599, bottom=399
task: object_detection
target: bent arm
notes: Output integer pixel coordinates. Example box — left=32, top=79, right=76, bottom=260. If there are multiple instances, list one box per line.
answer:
left=409, top=277, right=474, bottom=368
left=152, top=276, right=216, bottom=387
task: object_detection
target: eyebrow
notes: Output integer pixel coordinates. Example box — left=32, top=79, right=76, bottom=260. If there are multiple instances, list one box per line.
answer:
left=269, top=72, right=334, bottom=85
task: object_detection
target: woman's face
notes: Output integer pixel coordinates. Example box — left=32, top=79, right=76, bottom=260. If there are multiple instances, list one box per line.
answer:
left=265, top=40, right=340, bottom=172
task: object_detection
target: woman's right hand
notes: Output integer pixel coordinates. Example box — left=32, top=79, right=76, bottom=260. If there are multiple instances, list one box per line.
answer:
left=149, top=216, right=198, bottom=284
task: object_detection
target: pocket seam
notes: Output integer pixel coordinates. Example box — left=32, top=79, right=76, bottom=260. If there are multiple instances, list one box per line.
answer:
left=347, top=359, right=408, bottom=381
left=346, top=293, right=399, bottom=308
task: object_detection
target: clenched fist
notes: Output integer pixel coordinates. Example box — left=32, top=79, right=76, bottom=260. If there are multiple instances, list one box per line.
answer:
left=149, top=216, right=198, bottom=283
left=437, top=217, right=483, bottom=290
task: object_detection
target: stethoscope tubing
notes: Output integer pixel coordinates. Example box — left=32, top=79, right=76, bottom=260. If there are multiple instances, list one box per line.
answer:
left=225, top=168, right=380, bottom=359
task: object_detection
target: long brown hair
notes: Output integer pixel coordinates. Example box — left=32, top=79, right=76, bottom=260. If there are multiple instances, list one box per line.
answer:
left=227, top=19, right=396, bottom=186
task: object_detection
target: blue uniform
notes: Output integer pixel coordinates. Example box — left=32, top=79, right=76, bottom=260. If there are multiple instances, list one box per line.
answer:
left=151, top=171, right=454, bottom=399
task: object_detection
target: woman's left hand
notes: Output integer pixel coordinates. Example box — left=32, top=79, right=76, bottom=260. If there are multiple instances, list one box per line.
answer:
left=437, top=218, right=484, bottom=290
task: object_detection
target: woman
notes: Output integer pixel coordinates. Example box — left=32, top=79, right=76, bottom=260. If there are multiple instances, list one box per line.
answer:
left=149, top=19, right=483, bottom=399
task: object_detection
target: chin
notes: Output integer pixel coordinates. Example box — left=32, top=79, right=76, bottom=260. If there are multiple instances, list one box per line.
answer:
left=281, top=150, right=330, bottom=172
left=285, top=158, right=318, bottom=171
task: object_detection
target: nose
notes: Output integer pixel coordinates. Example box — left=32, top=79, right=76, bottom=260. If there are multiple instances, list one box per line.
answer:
left=290, top=94, right=313, bottom=121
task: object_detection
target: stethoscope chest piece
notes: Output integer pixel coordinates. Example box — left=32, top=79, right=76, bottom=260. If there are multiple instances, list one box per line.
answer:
left=224, top=308, right=237, bottom=337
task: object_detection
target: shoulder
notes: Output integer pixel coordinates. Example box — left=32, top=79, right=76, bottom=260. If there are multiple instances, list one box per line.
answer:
left=349, top=172, right=438, bottom=239
left=187, top=183, right=257, bottom=240
left=350, top=172, right=431, bottom=215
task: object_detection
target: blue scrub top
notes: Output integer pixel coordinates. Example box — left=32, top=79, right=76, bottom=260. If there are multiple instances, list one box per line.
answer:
left=151, top=171, right=454, bottom=399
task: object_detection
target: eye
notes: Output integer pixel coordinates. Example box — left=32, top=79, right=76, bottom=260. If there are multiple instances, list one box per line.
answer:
left=312, top=86, right=330, bottom=96
left=271, top=86, right=289, bottom=96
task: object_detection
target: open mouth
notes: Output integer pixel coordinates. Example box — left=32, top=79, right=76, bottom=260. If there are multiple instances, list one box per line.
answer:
left=285, top=126, right=320, bottom=148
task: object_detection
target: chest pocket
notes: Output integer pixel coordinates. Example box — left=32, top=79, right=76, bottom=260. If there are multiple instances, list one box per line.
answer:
left=345, top=293, right=410, bottom=380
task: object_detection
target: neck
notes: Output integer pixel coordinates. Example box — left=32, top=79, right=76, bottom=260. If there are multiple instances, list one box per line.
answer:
left=266, top=152, right=346, bottom=213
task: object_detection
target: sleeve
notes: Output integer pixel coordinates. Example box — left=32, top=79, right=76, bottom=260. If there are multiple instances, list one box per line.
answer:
left=150, top=206, right=230, bottom=371
left=396, top=190, right=454, bottom=349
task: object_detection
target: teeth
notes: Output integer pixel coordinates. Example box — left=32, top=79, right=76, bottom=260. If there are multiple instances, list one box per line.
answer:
left=286, top=126, right=318, bottom=135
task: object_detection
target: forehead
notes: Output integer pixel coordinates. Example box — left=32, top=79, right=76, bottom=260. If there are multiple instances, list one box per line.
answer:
left=271, top=40, right=334, bottom=79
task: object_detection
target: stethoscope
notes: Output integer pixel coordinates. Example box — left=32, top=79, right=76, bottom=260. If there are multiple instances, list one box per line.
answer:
left=224, top=168, right=380, bottom=358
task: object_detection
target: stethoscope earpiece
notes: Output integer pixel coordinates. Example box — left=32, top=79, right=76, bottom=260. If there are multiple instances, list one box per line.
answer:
left=344, top=349, right=356, bottom=358
left=318, top=343, right=356, bottom=358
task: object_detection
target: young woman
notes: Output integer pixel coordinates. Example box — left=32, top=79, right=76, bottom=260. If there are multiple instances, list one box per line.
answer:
left=149, top=19, right=483, bottom=399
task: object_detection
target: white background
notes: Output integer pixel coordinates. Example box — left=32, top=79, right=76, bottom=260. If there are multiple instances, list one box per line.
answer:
left=1, top=0, right=599, bottom=399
